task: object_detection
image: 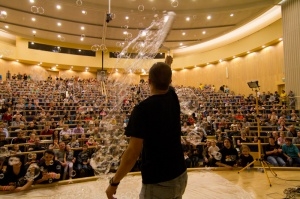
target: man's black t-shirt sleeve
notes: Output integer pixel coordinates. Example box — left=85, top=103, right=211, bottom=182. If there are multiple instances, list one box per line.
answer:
left=125, top=105, right=145, bottom=139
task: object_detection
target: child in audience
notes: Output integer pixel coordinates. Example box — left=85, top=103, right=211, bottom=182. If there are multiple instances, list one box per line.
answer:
left=238, top=145, right=254, bottom=167
left=63, top=144, right=76, bottom=180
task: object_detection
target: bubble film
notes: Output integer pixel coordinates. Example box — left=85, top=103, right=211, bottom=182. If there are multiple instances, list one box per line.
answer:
left=176, top=88, right=199, bottom=115
left=90, top=12, right=177, bottom=175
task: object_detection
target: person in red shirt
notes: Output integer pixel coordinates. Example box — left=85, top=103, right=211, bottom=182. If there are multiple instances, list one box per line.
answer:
left=40, top=124, right=53, bottom=140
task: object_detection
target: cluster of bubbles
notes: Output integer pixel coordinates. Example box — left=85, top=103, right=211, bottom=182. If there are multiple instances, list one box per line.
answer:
left=176, top=88, right=199, bottom=115
left=31, top=6, right=45, bottom=14
left=91, top=44, right=107, bottom=52
left=0, top=10, right=7, bottom=19
left=90, top=11, right=178, bottom=175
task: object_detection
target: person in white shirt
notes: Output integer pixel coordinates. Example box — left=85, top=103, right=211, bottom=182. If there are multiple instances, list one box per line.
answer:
left=208, top=140, right=220, bottom=159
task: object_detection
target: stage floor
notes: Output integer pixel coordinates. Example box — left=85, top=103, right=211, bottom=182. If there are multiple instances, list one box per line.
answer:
left=1, top=169, right=299, bottom=199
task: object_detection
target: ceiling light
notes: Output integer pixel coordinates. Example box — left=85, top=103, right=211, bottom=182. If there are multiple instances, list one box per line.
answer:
left=80, top=37, right=84, bottom=41
left=202, top=31, right=206, bottom=35
left=125, top=16, right=129, bottom=20
left=182, top=32, right=186, bottom=36
left=78, top=49, right=81, bottom=52
left=57, top=22, right=62, bottom=26
left=186, top=17, right=190, bottom=21
left=81, top=26, right=85, bottom=30
left=230, top=13, right=234, bottom=17
left=207, top=15, right=211, bottom=20
left=56, top=5, right=61, bottom=10
left=82, top=10, right=87, bottom=15
left=4, top=25, right=9, bottom=29
left=29, top=0, right=35, bottom=3
left=219, top=59, right=223, bottom=62
left=57, top=35, right=61, bottom=38
left=31, top=17, right=36, bottom=21
left=180, top=43, right=183, bottom=46
left=123, top=31, right=128, bottom=35
left=32, top=30, right=36, bottom=34
left=31, top=42, right=34, bottom=45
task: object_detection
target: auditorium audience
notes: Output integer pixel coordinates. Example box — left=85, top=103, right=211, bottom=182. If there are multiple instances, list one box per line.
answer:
left=0, top=75, right=299, bottom=194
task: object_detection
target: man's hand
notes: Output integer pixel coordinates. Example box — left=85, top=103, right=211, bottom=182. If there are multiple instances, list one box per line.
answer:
left=165, top=55, right=173, bottom=66
left=106, top=185, right=118, bottom=199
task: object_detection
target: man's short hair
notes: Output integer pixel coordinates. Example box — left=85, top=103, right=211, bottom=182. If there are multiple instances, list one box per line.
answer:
left=149, top=62, right=172, bottom=90
left=44, top=149, right=55, bottom=156
left=285, top=138, right=292, bottom=142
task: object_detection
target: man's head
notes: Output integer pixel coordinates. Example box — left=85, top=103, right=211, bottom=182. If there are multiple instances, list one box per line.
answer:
left=285, top=138, right=292, bottom=146
left=148, top=62, right=172, bottom=90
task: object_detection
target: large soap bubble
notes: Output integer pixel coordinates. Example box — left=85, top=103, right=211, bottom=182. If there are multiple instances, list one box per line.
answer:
left=25, top=163, right=41, bottom=181
left=176, top=88, right=199, bottom=115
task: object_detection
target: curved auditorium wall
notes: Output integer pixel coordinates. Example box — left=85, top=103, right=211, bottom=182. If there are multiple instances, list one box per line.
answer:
left=0, top=19, right=284, bottom=95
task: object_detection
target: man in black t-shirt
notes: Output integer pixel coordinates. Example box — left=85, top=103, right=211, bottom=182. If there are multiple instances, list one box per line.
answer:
left=216, top=138, right=239, bottom=167
left=106, top=59, right=187, bottom=199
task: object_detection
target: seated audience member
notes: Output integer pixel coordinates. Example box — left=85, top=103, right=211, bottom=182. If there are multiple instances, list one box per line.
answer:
left=9, top=144, right=21, bottom=155
left=183, top=150, right=191, bottom=168
left=86, top=124, right=95, bottom=135
left=228, top=126, right=240, bottom=140
left=202, top=140, right=214, bottom=166
left=27, top=137, right=45, bottom=160
left=0, top=132, right=8, bottom=147
left=215, top=129, right=225, bottom=148
left=60, top=125, right=72, bottom=142
left=27, top=132, right=36, bottom=143
left=36, top=150, right=61, bottom=184
left=55, top=142, right=66, bottom=179
left=292, top=131, right=300, bottom=144
left=12, top=130, right=27, bottom=146
left=48, top=138, right=59, bottom=150
left=208, top=140, right=220, bottom=161
left=236, top=131, right=250, bottom=148
left=287, top=125, right=297, bottom=137
left=215, top=138, right=239, bottom=168
left=190, top=144, right=201, bottom=167
left=52, top=130, right=60, bottom=141
left=181, top=122, right=189, bottom=136
left=282, top=138, right=300, bottom=166
left=0, top=155, right=33, bottom=192
left=86, top=135, right=96, bottom=146
left=26, top=121, right=38, bottom=131
left=24, top=152, right=38, bottom=170
left=238, top=145, right=254, bottom=167
left=272, top=131, right=279, bottom=143
left=40, top=124, right=53, bottom=140
left=76, top=145, right=91, bottom=176
left=63, top=145, right=76, bottom=180
left=264, top=136, right=286, bottom=167
left=68, top=135, right=80, bottom=148
left=73, top=122, right=84, bottom=135
left=277, top=131, right=286, bottom=146
left=0, top=123, right=9, bottom=138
